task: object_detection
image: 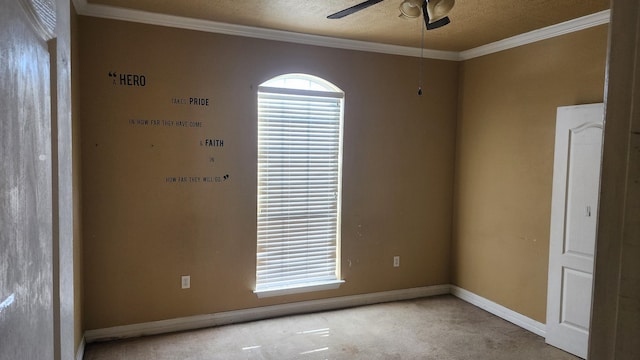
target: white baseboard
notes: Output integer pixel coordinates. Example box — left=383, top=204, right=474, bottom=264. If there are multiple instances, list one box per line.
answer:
left=75, top=336, right=86, bottom=360
left=84, top=285, right=546, bottom=343
left=84, top=284, right=451, bottom=343
left=450, top=285, right=546, bottom=337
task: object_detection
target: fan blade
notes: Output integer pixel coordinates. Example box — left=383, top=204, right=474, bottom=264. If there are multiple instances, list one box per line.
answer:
left=327, top=0, right=385, bottom=19
left=426, top=16, right=450, bottom=30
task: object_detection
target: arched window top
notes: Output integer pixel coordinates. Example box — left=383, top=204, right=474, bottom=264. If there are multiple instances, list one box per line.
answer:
left=260, top=73, right=343, bottom=94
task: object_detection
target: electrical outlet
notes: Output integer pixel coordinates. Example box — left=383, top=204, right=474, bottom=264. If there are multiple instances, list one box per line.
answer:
left=181, top=275, right=190, bottom=289
left=393, top=256, right=400, bottom=267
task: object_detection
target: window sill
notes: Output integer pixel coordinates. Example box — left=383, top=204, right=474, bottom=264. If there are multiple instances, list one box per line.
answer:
left=254, top=280, right=345, bottom=299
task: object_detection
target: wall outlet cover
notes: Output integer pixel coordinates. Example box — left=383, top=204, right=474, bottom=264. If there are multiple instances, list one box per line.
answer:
left=181, top=275, right=190, bottom=289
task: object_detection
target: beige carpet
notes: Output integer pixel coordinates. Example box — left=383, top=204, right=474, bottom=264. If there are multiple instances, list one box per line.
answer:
left=83, top=295, right=579, bottom=360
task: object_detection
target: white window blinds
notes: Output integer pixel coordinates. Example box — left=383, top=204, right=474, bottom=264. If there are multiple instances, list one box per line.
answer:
left=256, top=79, right=344, bottom=296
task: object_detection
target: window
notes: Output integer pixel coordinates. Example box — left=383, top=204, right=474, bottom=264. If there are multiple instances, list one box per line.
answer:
left=255, top=74, right=345, bottom=298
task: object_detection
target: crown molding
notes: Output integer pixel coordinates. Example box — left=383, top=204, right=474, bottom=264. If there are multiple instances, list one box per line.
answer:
left=73, top=0, right=609, bottom=62
left=459, top=10, right=611, bottom=60
left=71, top=0, right=459, bottom=61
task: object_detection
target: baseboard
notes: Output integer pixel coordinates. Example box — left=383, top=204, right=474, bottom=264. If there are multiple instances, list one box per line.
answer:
left=450, top=285, right=546, bottom=337
left=75, top=336, right=86, bottom=360
left=84, top=284, right=451, bottom=343
left=84, top=285, right=546, bottom=343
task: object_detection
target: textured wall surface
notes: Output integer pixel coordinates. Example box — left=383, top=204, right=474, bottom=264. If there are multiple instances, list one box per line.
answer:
left=52, top=0, right=75, bottom=358
left=0, top=0, right=54, bottom=358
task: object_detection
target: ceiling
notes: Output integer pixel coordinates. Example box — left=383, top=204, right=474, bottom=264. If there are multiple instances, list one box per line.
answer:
left=83, top=0, right=610, bottom=52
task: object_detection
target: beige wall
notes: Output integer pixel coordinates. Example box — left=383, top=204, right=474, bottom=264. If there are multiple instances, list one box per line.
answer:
left=452, top=25, right=609, bottom=322
left=79, top=17, right=458, bottom=330
left=77, top=14, right=611, bottom=333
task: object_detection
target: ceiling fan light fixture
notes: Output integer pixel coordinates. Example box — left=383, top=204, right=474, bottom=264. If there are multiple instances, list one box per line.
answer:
left=423, top=0, right=454, bottom=29
left=398, top=0, right=423, bottom=19
left=425, top=0, right=454, bottom=23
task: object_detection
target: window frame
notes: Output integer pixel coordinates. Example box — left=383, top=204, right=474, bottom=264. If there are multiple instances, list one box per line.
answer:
left=254, top=74, right=345, bottom=298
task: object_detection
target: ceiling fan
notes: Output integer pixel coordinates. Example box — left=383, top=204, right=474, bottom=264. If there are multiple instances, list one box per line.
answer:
left=327, top=0, right=455, bottom=30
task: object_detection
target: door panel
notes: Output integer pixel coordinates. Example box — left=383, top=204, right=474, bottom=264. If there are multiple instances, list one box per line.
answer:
left=561, top=268, right=592, bottom=331
left=564, top=126, right=602, bottom=257
left=546, top=104, right=604, bottom=359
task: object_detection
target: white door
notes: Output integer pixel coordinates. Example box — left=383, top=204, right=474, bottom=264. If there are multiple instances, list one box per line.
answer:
left=546, top=104, right=604, bottom=359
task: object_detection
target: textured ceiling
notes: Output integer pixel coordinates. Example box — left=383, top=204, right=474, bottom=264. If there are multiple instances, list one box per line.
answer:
left=85, top=0, right=610, bottom=51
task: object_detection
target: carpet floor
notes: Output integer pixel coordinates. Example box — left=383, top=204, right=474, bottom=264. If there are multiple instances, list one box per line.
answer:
left=83, top=295, right=579, bottom=360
